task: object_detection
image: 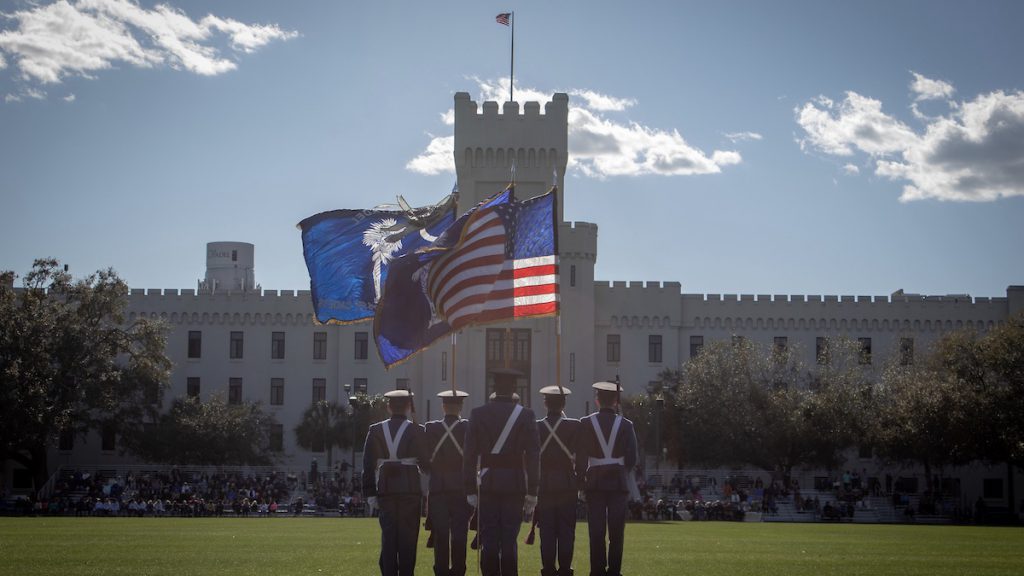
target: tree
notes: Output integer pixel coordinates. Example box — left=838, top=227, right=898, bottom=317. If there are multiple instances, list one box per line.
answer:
left=293, top=401, right=350, bottom=474
left=659, top=337, right=873, bottom=482
left=126, top=395, right=278, bottom=466
left=0, top=259, right=171, bottom=491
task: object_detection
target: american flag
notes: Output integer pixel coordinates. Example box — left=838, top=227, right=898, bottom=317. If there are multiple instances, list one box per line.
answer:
left=496, top=12, right=511, bottom=26
left=374, top=187, right=558, bottom=367
left=427, top=188, right=558, bottom=330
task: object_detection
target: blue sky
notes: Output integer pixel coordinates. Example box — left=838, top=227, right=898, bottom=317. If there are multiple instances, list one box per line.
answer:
left=1, top=0, right=1022, bottom=298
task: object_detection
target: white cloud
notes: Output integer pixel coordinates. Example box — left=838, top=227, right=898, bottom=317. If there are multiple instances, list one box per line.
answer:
left=910, top=71, right=955, bottom=102
left=797, top=75, right=1024, bottom=202
left=63, top=93, right=75, bottom=102
left=406, top=135, right=454, bottom=175
left=796, top=92, right=918, bottom=156
left=440, top=109, right=454, bottom=126
left=724, top=131, right=763, bottom=143
left=408, top=78, right=744, bottom=179
left=568, top=89, right=636, bottom=112
left=0, top=0, right=296, bottom=87
left=843, top=163, right=860, bottom=175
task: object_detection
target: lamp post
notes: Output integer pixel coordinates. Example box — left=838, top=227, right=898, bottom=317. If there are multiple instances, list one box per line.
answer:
left=343, top=384, right=358, bottom=481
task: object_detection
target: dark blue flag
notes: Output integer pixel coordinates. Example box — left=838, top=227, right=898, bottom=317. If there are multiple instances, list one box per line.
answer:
left=298, top=193, right=456, bottom=324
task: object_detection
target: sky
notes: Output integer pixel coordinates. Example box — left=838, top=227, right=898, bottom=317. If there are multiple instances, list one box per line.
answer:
left=1, top=0, right=1022, bottom=299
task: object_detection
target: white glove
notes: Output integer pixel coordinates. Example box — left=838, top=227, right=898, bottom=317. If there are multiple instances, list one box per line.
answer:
left=367, top=497, right=377, bottom=508
left=466, top=495, right=478, bottom=508
left=524, top=495, right=538, bottom=517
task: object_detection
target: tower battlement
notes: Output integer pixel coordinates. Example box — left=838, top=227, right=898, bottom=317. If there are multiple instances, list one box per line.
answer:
left=454, top=92, right=569, bottom=219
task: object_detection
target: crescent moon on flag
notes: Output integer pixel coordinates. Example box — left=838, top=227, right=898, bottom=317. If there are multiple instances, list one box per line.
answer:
left=420, top=229, right=438, bottom=242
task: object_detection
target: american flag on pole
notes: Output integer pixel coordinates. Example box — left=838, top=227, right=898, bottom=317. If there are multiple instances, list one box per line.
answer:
left=375, top=187, right=558, bottom=367
left=496, top=12, right=511, bottom=26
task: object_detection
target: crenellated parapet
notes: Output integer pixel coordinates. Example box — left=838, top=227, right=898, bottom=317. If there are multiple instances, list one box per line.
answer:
left=454, top=92, right=569, bottom=220
left=559, top=221, right=598, bottom=262
left=127, top=288, right=317, bottom=326
left=595, top=281, right=683, bottom=327
left=680, top=292, right=1009, bottom=333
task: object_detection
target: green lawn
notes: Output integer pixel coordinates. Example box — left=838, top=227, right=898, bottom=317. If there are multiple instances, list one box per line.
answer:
left=1, top=518, right=1022, bottom=576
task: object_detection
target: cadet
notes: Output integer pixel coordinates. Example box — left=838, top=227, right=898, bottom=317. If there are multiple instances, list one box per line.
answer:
left=577, top=381, right=638, bottom=576
left=425, top=390, right=471, bottom=576
left=534, top=385, right=581, bottom=576
left=363, top=389, right=430, bottom=576
left=463, top=368, right=541, bottom=576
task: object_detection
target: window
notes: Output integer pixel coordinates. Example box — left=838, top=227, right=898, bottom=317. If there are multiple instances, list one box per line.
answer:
left=187, top=377, right=200, bottom=398
left=569, top=352, right=576, bottom=382
left=229, top=378, right=243, bottom=405
left=859, top=337, right=872, bottom=365
left=773, top=336, right=788, bottom=354
left=353, top=378, right=368, bottom=395
left=59, top=428, right=74, bottom=452
left=187, top=330, right=202, bottom=359
left=396, top=378, right=409, bottom=390
left=230, top=331, right=244, bottom=359
left=649, top=335, right=663, bottom=363
left=101, top=424, right=116, bottom=452
left=690, top=335, right=704, bottom=359
left=313, top=331, right=327, bottom=360
left=570, top=264, right=576, bottom=287
left=231, top=249, right=238, bottom=262
left=486, top=330, right=504, bottom=363
left=441, top=351, right=448, bottom=382
left=271, top=378, right=285, bottom=405
left=269, top=424, right=284, bottom=452
left=900, top=337, right=914, bottom=366
left=312, top=378, right=326, bottom=403
left=354, top=332, right=369, bottom=360
left=816, top=337, right=831, bottom=365
left=983, top=478, right=1003, bottom=499
left=607, top=334, right=621, bottom=362
left=272, top=331, right=286, bottom=359
left=513, top=330, right=530, bottom=362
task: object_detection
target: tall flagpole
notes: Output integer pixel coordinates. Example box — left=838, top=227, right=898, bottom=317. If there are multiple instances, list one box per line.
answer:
left=509, top=12, right=514, bottom=102
left=451, top=332, right=457, bottom=396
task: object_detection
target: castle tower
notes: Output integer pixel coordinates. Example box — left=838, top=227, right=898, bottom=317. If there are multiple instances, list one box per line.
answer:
left=452, top=92, right=598, bottom=416
left=198, top=241, right=256, bottom=294
left=453, top=92, right=569, bottom=220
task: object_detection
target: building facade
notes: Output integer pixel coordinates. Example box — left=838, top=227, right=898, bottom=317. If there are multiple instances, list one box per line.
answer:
left=19, top=92, right=1024, bottom=509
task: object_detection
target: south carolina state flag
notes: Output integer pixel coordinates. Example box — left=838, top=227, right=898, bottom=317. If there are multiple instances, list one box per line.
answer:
left=375, top=187, right=559, bottom=367
left=298, top=194, right=456, bottom=325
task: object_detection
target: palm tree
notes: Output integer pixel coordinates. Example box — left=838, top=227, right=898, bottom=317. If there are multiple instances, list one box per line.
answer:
left=293, top=401, right=350, bottom=477
left=362, top=218, right=403, bottom=303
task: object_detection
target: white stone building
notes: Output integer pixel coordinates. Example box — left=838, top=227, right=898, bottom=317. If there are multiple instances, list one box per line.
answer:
left=16, top=92, right=1024, bottom=511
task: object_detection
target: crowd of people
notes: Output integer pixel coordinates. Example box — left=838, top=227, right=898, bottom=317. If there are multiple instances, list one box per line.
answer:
left=20, top=468, right=296, bottom=517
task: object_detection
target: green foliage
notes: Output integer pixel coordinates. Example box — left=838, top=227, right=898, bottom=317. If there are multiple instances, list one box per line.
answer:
left=0, top=259, right=171, bottom=488
left=643, top=337, right=874, bottom=475
left=126, top=395, right=278, bottom=466
left=293, top=401, right=349, bottom=470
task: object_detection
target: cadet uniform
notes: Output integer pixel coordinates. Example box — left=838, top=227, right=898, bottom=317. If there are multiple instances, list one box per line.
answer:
left=577, top=382, right=638, bottom=576
left=535, top=385, right=581, bottom=576
left=463, top=369, right=541, bottom=576
left=424, top=390, right=471, bottom=576
left=363, top=390, right=431, bottom=576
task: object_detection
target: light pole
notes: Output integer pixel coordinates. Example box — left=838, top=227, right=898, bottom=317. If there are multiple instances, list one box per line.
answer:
left=343, top=384, right=357, bottom=483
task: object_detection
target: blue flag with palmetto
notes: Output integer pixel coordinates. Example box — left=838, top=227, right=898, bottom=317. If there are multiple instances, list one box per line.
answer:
left=298, top=192, right=457, bottom=325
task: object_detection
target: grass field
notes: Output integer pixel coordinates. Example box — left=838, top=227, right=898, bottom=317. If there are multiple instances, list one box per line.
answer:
left=1, top=518, right=1022, bottom=576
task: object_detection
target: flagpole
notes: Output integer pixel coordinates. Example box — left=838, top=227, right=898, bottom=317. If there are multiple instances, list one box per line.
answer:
left=509, top=11, right=514, bottom=102
left=451, top=331, right=458, bottom=396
